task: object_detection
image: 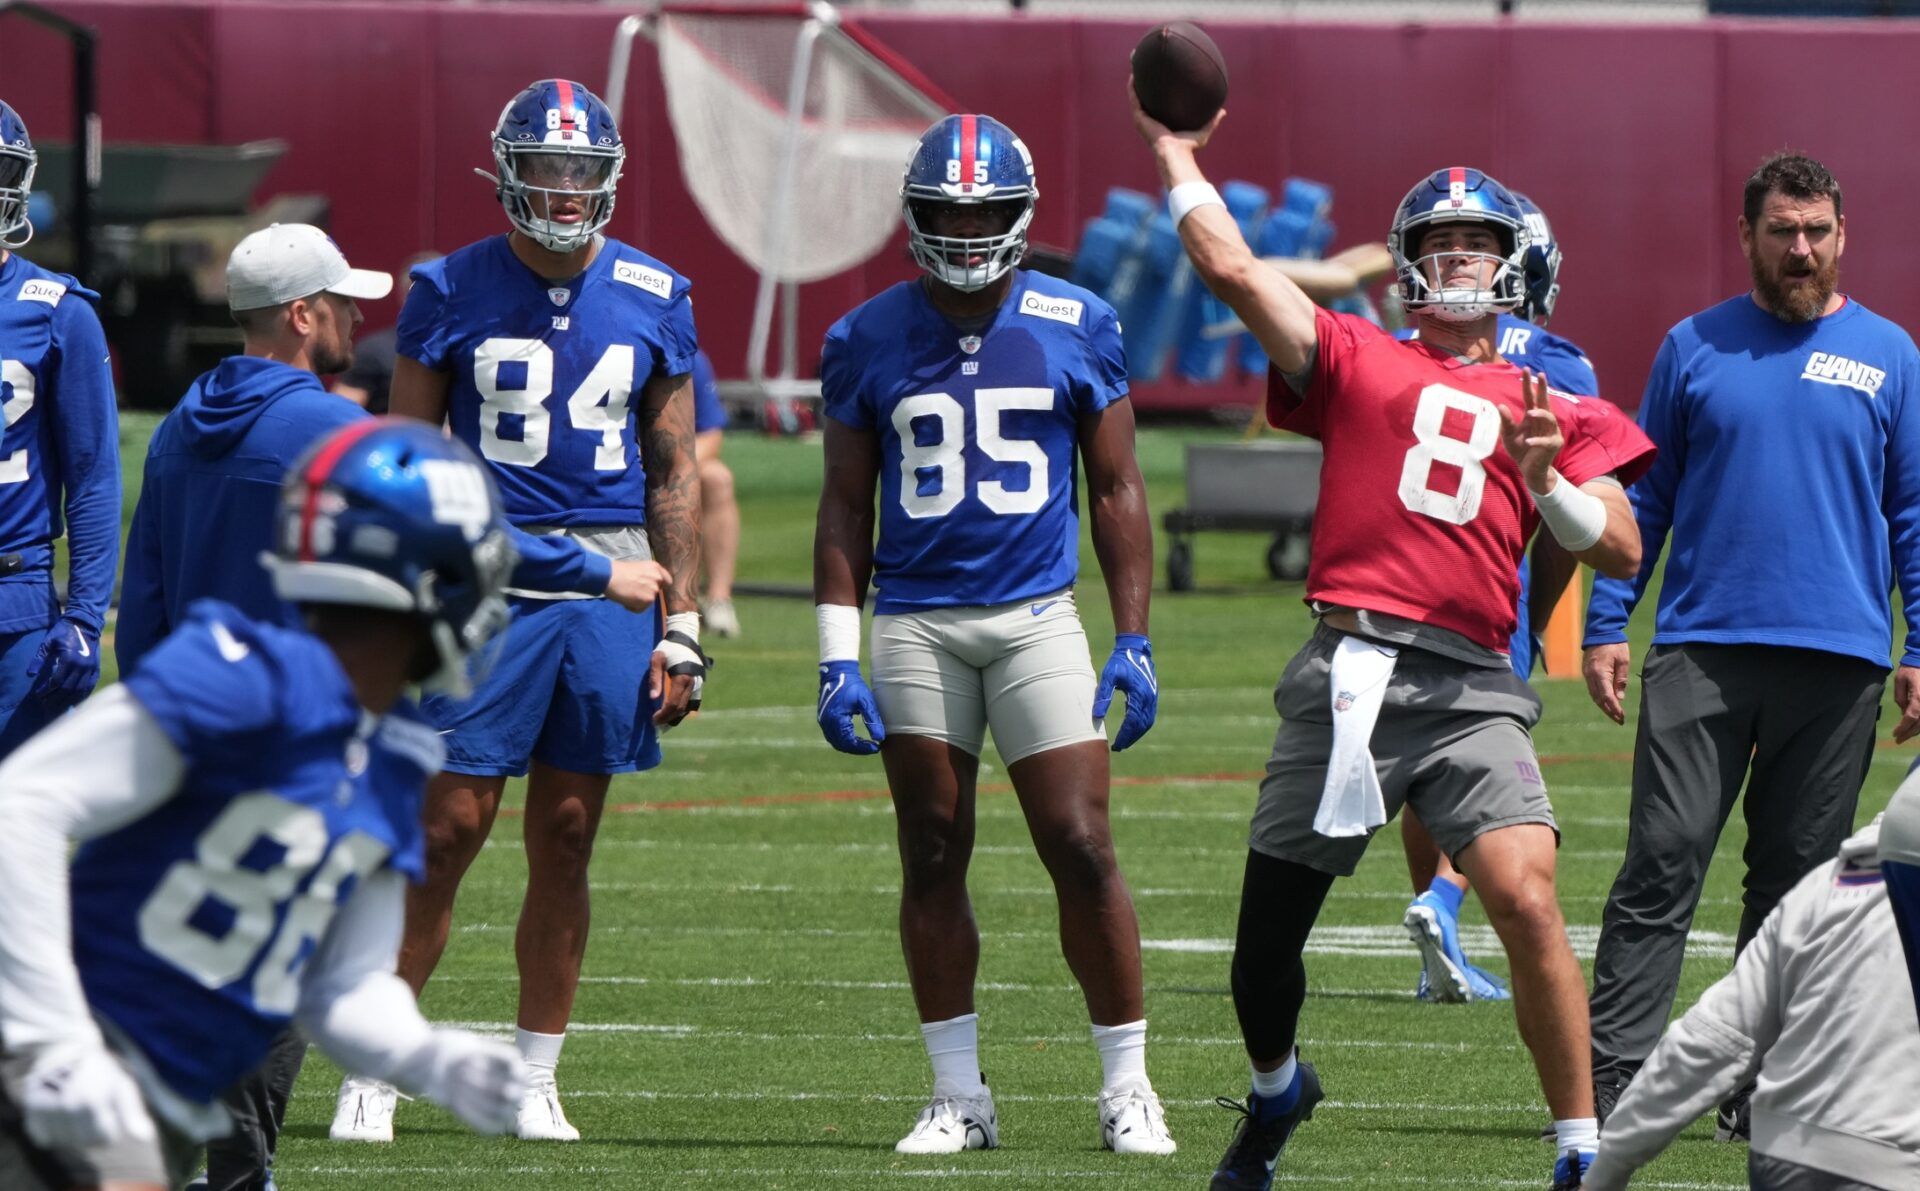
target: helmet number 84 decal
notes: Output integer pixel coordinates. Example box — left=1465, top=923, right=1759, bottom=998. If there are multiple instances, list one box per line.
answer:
left=1397, top=384, right=1501, bottom=526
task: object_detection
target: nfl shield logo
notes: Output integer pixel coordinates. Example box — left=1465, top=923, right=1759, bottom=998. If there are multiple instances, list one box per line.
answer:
left=959, top=335, right=982, bottom=355
left=548, top=287, right=570, bottom=307
left=1333, top=690, right=1356, bottom=712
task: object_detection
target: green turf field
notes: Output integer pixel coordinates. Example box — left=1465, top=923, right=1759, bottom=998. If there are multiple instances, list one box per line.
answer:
left=107, top=416, right=1908, bottom=1188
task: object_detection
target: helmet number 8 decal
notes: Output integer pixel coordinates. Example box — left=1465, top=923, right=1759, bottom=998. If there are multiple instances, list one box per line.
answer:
left=892, top=388, right=1053, bottom=519
left=1397, top=384, right=1500, bottom=526
left=473, top=338, right=635, bottom=471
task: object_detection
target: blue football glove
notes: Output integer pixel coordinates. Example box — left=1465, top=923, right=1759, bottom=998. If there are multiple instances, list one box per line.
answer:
left=1092, top=634, right=1157, bottom=751
left=28, top=617, right=100, bottom=714
left=817, top=660, right=886, bottom=756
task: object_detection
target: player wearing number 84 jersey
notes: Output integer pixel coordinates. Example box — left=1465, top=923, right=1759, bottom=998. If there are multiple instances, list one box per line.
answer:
left=1136, top=86, right=1652, bottom=1191
left=347, top=79, right=706, bottom=1145
left=815, top=113, right=1172, bottom=1158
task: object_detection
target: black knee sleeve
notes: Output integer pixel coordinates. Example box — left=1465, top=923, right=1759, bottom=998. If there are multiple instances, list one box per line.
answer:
left=1229, top=850, right=1335, bottom=1064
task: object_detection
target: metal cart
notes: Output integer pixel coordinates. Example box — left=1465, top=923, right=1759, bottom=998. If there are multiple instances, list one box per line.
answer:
left=1161, top=440, right=1322, bottom=591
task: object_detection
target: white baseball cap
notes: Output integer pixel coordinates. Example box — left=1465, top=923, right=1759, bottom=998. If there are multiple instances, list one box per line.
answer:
left=227, top=223, right=394, bottom=312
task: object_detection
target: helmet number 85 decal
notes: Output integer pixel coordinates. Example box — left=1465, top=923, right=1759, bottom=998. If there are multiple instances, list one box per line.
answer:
left=1397, top=384, right=1500, bottom=526
left=945, top=160, right=990, bottom=185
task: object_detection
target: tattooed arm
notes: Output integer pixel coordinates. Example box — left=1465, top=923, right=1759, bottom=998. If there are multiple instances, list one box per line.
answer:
left=641, top=370, right=703, bottom=722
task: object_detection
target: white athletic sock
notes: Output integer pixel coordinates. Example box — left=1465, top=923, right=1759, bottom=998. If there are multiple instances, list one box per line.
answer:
left=1091, top=1019, right=1149, bottom=1095
left=921, top=1013, right=987, bottom=1098
left=1250, top=1051, right=1297, bottom=1100
left=1553, top=1117, right=1599, bottom=1152
left=516, top=1028, right=566, bottom=1079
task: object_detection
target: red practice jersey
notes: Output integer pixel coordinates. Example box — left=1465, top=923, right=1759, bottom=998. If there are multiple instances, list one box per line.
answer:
left=1268, top=308, right=1656, bottom=652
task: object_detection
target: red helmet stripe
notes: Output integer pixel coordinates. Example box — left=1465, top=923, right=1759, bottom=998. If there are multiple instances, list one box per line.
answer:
left=297, top=420, right=384, bottom=563
left=959, top=114, right=977, bottom=192
left=555, top=79, right=577, bottom=133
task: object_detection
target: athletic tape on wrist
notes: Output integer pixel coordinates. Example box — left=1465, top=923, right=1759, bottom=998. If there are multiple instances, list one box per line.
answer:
left=1168, top=181, right=1225, bottom=227
left=816, top=604, right=861, bottom=665
left=1529, top=471, right=1607, bottom=552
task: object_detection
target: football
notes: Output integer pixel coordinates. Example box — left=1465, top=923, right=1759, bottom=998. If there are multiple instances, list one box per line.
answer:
left=1130, top=21, right=1229, bottom=133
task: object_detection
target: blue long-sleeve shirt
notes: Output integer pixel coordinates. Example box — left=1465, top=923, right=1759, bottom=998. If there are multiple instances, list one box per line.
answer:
left=1586, top=294, right=1920, bottom=669
left=0, top=253, right=119, bottom=636
left=116, top=357, right=613, bottom=676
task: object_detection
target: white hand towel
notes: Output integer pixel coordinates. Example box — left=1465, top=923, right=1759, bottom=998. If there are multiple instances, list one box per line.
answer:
left=1313, top=635, right=1399, bottom=838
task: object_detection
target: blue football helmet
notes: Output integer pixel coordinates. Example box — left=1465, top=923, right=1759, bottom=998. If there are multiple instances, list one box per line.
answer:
left=902, top=114, right=1037, bottom=292
left=1387, top=167, right=1529, bottom=323
left=0, top=100, right=35, bottom=248
left=265, top=420, right=517, bottom=697
left=482, top=79, right=625, bottom=254
left=1512, top=192, right=1562, bottom=326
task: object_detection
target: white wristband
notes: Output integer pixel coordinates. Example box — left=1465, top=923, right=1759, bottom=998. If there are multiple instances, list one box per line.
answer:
left=1168, top=180, right=1225, bottom=227
left=664, top=611, right=701, bottom=644
left=816, top=604, right=860, bottom=664
left=1529, top=471, right=1607, bottom=552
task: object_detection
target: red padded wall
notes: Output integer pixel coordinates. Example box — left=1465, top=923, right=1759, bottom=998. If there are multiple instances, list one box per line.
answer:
left=6, top=3, right=1915, bottom=411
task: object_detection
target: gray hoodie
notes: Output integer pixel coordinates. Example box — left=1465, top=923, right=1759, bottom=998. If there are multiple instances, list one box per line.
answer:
left=1586, top=820, right=1920, bottom=1191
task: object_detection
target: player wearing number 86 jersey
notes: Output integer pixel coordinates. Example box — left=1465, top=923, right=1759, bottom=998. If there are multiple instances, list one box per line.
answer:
left=815, top=113, right=1174, bottom=1158
left=0, top=422, right=526, bottom=1191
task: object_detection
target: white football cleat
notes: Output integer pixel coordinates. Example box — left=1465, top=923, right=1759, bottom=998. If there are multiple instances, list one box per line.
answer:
left=516, top=1073, right=580, bottom=1141
left=1100, top=1081, right=1177, bottom=1155
left=894, top=1090, right=998, bottom=1153
left=329, top=1077, right=398, bottom=1142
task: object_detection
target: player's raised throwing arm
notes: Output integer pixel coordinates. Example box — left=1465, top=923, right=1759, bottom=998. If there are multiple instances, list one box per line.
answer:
left=1130, top=90, right=1318, bottom=377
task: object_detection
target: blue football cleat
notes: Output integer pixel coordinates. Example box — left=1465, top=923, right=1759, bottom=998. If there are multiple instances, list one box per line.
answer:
left=1405, top=891, right=1510, bottom=1002
left=1208, top=1062, right=1323, bottom=1190
left=1552, top=1146, right=1595, bottom=1188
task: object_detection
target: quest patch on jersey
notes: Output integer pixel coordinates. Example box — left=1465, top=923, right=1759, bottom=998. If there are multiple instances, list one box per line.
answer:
left=1018, top=292, right=1083, bottom=327
left=17, top=279, right=67, bottom=305
left=613, top=260, right=674, bottom=300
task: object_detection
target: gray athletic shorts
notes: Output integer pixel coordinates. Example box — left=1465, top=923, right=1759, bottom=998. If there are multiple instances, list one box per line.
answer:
left=0, top=1045, right=200, bottom=1190
left=1249, top=624, right=1555, bottom=876
left=870, top=589, right=1103, bottom=764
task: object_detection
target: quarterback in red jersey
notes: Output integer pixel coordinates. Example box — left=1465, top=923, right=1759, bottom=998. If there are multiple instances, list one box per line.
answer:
left=1135, top=93, right=1651, bottom=1191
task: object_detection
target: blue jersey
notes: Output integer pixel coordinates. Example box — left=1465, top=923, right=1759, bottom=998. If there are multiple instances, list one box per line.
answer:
left=71, top=602, right=437, bottom=1104
left=0, top=253, right=119, bottom=635
left=1586, top=295, right=1920, bottom=668
left=1397, top=314, right=1601, bottom=676
left=398, top=235, right=699, bottom=528
left=822, top=272, right=1128, bottom=614
left=692, top=349, right=726, bottom=434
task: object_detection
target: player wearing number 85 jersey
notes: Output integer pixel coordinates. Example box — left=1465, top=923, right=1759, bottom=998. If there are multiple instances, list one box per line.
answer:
left=1135, top=89, right=1652, bottom=1191
left=814, top=114, right=1172, bottom=1157
left=0, top=421, right=527, bottom=1191
left=336, top=79, right=706, bottom=1145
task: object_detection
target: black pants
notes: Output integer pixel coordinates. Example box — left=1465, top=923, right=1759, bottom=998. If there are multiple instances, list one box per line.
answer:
left=1588, top=643, right=1883, bottom=1078
left=206, top=1028, right=306, bottom=1191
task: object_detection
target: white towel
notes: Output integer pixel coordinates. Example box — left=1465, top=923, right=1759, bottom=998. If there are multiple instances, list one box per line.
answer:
left=1312, top=635, right=1399, bottom=838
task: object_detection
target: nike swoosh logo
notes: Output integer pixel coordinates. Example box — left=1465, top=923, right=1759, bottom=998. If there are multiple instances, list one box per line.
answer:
left=210, top=621, right=251, bottom=663
left=74, top=630, right=90, bottom=659
left=1030, top=601, right=1058, bottom=616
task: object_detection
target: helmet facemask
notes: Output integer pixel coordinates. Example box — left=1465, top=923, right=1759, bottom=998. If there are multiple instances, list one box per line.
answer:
left=487, top=143, right=624, bottom=254
left=0, top=143, right=34, bottom=249
left=904, top=193, right=1033, bottom=293
left=1395, top=217, right=1527, bottom=324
